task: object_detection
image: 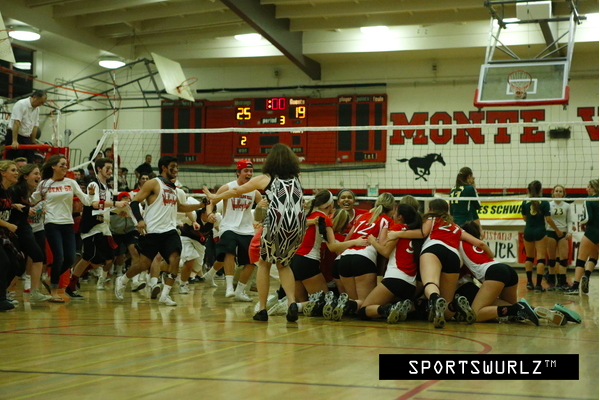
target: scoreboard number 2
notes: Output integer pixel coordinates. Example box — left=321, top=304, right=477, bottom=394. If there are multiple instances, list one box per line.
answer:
left=240, top=135, right=247, bottom=146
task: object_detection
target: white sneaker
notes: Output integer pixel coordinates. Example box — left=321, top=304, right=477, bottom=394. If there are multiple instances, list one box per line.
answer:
left=268, top=298, right=288, bottom=316
left=159, top=295, right=177, bottom=306
left=29, top=289, right=52, bottom=303
left=96, top=277, right=106, bottom=290
left=254, top=292, right=281, bottom=312
left=131, top=280, right=146, bottom=292
left=235, top=292, right=252, bottom=302
left=23, top=274, right=31, bottom=293
left=225, top=288, right=235, bottom=298
left=6, top=292, right=19, bottom=306
left=179, top=284, right=190, bottom=294
left=114, top=276, right=126, bottom=300
left=203, top=272, right=217, bottom=288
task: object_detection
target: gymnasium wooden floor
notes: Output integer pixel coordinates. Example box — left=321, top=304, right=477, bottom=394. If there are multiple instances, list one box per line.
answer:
left=0, top=273, right=597, bottom=400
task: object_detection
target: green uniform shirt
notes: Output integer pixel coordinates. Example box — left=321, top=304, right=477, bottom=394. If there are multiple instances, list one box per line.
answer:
left=450, top=185, right=480, bottom=226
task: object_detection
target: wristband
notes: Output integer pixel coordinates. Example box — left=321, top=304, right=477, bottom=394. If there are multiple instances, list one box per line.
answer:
left=130, top=201, right=144, bottom=221
left=99, top=200, right=105, bottom=210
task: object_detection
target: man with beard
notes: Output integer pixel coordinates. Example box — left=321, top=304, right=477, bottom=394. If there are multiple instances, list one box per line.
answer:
left=202, top=160, right=261, bottom=302
left=114, top=156, right=205, bottom=306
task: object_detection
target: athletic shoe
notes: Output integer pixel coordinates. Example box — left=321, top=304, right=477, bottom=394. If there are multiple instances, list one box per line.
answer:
left=0, top=300, right=15, bottom=311
left=563, top=285, right=580, bottom=295
left=546, top=284, right=557, bottom=292
left=558, top=283, right=571, bottom=291
left=150, top=284, right=161, bottom=299
left=268, top=298, right=288, bottom=316
left=303, top=290, right=326, bottom=317
left=453, top=295, right=476, bottom=324
left=202, top=272, right=217, bottom=288
left=65, top=287, right=84, bottom=299
left=581, top=275, right=589, bottom=294
left=387, top=299, right=412, bottom=324
left=23, top=274, right=31, bottom=293
left=158, top=295, right=177, bottom=306
left=534, top=307, right=565, bottom=326
left=253, top=309, right=268, bottom=321
left=178, top=284, right=190, bottom=295
left=526, top=282, right=534, bottom=291
left=552, top=303, right=582, bottom=324
left=96, top=277, right=106, bottom=291
left=214, top=274, right=225, bottom=280
left=430, top=297, right=447, bottom=329
left=253, top=292, right=280, bottom=313
left=322, top=291, right=338, bottom=320
left=533, top=285, right=546, bottom=293
left=6, top=293, right=19, bottom=306
left=286, top=302, right=299, bottom=322
left=332, top=293, right=356, bottom=321
left=29, top=289, right=52, bottom=303
left=516, top=298, right=539, bottom=326
left=114, top=276, right=126, bottom=300
left=235, top=292, right=253, bottom=302
left=225, top=288, right=235, bottom=298
left=131, top=280, right=146, bottom=292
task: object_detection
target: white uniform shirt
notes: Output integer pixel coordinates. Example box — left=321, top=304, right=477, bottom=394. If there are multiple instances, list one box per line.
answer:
left=546, top=200, right=572, bottom=232
left=10, top=97, right=40, bottom=137
left=81, top=181, right=113, bottom=239
left=144, top=177, right=178, bottom=234
left=219, top=180, right=257, bottom=236
left=30, top=178, right=91, bottom=225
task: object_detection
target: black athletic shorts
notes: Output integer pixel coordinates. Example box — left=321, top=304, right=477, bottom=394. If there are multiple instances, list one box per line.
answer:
left=338, top=254, right=377, bottom=277
left=139, top=229, right=182, bottom=261
left=381, top=277, right=416, bottom=300
left=290, top=255, right=321, bottom=281
left=215, top=230, right=252, bottom=266
left=484, top=263, right=519, bottom=287
left=113, top=231, right=139, bottom=256
left=421, top=244, right=461, bottom=274
left=82, top=234, right=115, bottom=265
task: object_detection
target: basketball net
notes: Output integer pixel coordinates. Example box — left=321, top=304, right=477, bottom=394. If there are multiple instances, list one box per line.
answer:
left=176, top=77, right=198, bottom=94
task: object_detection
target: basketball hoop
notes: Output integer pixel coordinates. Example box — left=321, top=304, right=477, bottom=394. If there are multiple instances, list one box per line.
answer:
left=507, top=70, right=532, bottom=100
left=176, top=77, right=198, bottom=94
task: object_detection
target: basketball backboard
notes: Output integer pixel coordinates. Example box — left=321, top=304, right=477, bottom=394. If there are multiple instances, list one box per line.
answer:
left=474, top=61, right=569, bottom=108
left=151, top=52, right=195, bottom=102
left=0, top=13, right=16, bottom=64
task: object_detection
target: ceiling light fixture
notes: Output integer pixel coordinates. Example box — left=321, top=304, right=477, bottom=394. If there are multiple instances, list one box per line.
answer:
left=8, top=26, right=41, bottom=41
left=360, top=26, right=389, bottom=36
left=234, top=33, right=263, bottom=43
left=13, top=62, right=32, bottom=70
left=98, top=57, right=126, bottom=69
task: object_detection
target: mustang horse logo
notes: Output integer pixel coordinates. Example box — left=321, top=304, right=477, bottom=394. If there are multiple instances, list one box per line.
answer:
left=398, top=153, right=446, bottom=181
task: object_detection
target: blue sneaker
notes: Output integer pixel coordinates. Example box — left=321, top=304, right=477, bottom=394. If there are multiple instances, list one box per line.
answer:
left=517, top=298, right=539, bottom=326
left=552, top=303, right=582, bottom=324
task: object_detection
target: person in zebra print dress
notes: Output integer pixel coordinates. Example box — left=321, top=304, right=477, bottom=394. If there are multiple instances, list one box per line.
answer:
left=204, top=143, right=306, bottom=323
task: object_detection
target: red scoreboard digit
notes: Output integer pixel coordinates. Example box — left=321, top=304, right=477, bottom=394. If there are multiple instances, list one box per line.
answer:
left=161, top=95, right=386, bottom=166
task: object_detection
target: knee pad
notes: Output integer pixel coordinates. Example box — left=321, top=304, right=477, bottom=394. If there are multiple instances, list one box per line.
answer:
left=547, top=259, right=556, bottom=268
left=576, top=259, right=586, bottom=268
left=589, top=258, right=598, bottom=265
left=559, top=259, right=568, bottom=267
left=525, top=257, right=535, bottom=263
left=357, top=307, right=370, bottom=321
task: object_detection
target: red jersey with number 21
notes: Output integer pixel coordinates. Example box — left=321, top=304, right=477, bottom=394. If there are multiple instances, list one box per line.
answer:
left=422, top=217, right=462, bottom=255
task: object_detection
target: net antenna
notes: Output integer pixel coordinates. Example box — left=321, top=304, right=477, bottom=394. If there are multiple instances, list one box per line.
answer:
left=0, top=13, right=16, bottom=64
left=507, top=70, right=532, bottom=99
left=151, top=52, right=196, bottom=102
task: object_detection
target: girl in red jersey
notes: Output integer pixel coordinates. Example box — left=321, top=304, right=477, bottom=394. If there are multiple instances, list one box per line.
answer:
left=388, top=198, right=492, bottom=329
left=320, top=189, right=368, bottom=289
left=332, top=192, right=396, bottom=321
left=291, top=190, right=367, bottom=316
left=357, top=204, right=423, bottom=323
left=459, top=222, right=574, bottom=325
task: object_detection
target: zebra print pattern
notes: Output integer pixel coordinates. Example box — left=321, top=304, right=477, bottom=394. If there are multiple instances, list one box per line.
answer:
left=260, top=176, right=306, bottom=266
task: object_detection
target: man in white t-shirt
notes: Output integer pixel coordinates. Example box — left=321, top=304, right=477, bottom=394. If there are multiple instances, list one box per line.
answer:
left=7, top=90, right=46, bottom=162
left=202, top=160, right=261, bottom=302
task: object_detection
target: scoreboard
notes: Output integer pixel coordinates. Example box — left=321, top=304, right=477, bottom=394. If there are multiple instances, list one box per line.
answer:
left=161, top=94, right=386, bottom=166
